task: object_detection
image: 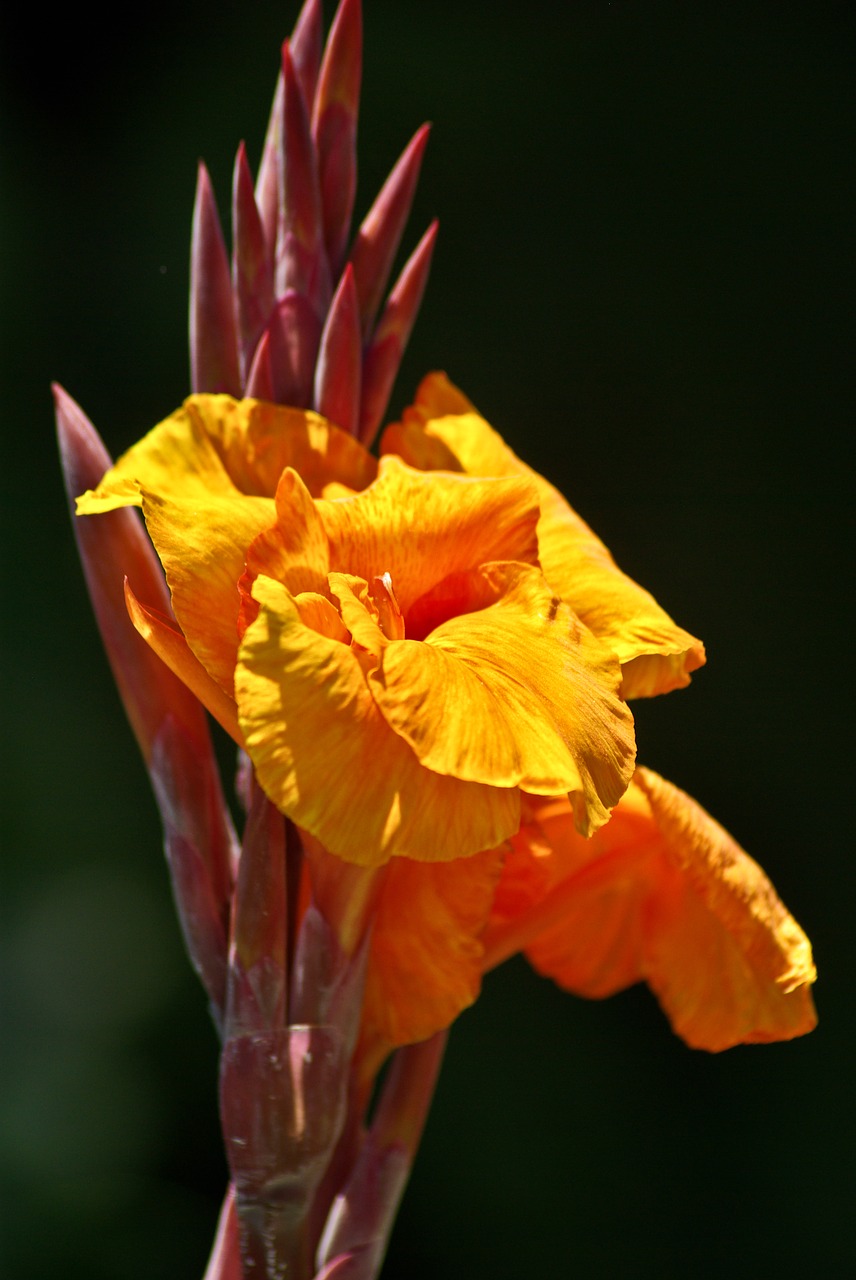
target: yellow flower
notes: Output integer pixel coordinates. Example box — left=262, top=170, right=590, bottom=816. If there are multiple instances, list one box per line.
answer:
left=79, top=392, right=638, bottom=864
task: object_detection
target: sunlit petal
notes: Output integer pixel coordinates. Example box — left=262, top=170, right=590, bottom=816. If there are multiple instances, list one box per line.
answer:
left=317, top=455, right=541, bottom=615
left=372, top=562, right=636, bottom=835
left=236, top=575, right=520, bottom=864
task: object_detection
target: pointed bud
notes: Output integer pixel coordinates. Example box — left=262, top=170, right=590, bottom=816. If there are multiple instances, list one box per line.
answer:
left=190, top=163, right=241, bottom=396
left=349, top=124, right=430, bottom=335
left=232, top=142, right=274, bottom=385
left=313, top=0, right=362, bottom=275
left=359, top=219, right=438, bottom=444
left=314, top=264, right=361, bottom=434
left=291, top=0, right=324, bottom=110
left=255, top=65, right=283, bottom=257
left=276, top=42, right=330, bottom=310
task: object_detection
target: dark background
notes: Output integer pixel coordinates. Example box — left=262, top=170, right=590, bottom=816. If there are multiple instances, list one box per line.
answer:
left=1, top=2, right=852, bottom=1276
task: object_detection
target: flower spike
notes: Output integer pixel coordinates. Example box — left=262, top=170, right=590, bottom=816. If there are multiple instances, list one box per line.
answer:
left=349, top=123, right=431, bottom=335
left=190, top=162, right=241, bottom=396
left=314, top=263, right=362, bottom=434
left=313, top=0, right=363, bottom=276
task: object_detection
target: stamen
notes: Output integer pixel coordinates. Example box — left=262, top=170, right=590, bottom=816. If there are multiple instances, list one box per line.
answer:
left=369, top=572, right=406, bottom=640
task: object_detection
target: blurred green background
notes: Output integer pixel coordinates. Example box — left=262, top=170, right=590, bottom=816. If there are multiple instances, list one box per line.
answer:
left=1, top=1, right=852, bottom=1275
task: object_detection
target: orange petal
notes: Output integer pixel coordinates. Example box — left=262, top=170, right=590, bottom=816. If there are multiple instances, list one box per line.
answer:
left=382, top=373, right=705, bottom=698
left=361, top=845, right=505, bottom=1047
left=486, top=770, right=816, bottom=1050
left=243, top=467, right=331, bottom=599
left=235, top=575, right=520, bottom=864
left=124, top=581, right=243, bottom=746
left=317, top=455, right=541, bottom=616
left=372, top=562, right=636, bottom=835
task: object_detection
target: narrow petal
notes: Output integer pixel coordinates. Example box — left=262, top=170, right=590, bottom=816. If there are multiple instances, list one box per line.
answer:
left=361, top=846, right=504, bottom=1047
left=124, top=580, right=243, bottom=746
left=317, top=456, right=541, bottom=616
left=236, top=576, right=520, bottom=863
left=383, top=373, right=706, bottom=698
left=371, top=562, right=636, bottom=835
left=488, top=770, right=816, bottom=1050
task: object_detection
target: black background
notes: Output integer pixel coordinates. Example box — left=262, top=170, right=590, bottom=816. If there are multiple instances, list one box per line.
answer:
left=1, top=2, right=853, bottom=1276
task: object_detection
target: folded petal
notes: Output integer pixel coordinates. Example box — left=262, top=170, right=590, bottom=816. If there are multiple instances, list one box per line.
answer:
left=382, top=373, right=705, bottom=698
left=361, top=845, right=505, bottom=1047
left=487, top=769, right=816, bottom=1050
left=124, top=581, right=243, bottom=746
left=235, top=575, right=520, bottom=864
left=76, top=394, right=377, bottom=515
left=371, top=562, right=636, bottom=835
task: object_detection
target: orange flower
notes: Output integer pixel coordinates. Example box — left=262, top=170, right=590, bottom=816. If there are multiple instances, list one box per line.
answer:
left=77, top=383, right=815, bottom=1057
left=79, top=393, right=637, bottom=864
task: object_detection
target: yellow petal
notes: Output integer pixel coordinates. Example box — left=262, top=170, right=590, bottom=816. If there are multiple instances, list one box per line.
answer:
left=76, top=394, right=376, bottom=514
left=141, top=488, right=276, bottom=694
left=371, top=562, right=636, bottom=836
left=76, top=402, right=233, bottom=513
left=382, top=373, right=705, bottom=698
left=317, top=455, right=541, bottom=617
left=361, top=845, right=505, bottom=1047
left=235, top=575, right=520, bottom=864
left=487, top=770, right=816, bottom=1050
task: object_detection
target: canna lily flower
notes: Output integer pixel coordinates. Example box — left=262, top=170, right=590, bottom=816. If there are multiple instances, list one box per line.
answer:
left=77, top=401, right=638, bottom=863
